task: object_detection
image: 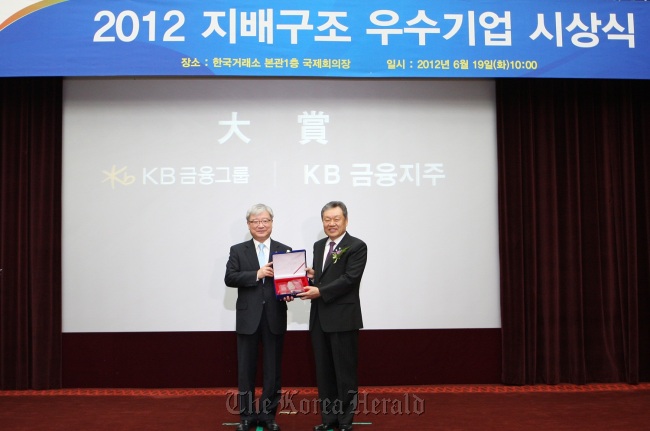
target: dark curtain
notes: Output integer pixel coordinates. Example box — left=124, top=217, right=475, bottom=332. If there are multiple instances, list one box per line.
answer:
left=0, top=78, right=62, bottom=389
left=498, top=79, right=650, bottom=385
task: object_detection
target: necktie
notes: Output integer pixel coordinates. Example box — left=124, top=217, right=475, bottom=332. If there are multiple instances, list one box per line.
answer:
left=258, top=244, right=266, bottom=268
left=323, top=241, right=336, bottom=269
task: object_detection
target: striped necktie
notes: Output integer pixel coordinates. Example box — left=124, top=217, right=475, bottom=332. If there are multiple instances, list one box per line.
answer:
left=323, top=241, right=336, bottom=269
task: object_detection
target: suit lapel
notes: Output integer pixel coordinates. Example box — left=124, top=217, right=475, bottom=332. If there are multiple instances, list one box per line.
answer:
left=314, top=238, right=327, bottom=277
left=268, top=239, right=290, bottom=264
left=321, top=233, right=351, bottom=275
left=269, top=240, right=283, bottom=257
left=245, top=239, right=261, bottom=268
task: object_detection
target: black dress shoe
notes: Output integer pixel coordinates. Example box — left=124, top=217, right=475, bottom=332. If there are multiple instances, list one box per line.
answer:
left=260, top=419, right=281, bottom=431
left=236, top=419, right=256, bottom=431
left=339, top=425, right=353, bottom=431
left=313, top=424, right=337, bottom=431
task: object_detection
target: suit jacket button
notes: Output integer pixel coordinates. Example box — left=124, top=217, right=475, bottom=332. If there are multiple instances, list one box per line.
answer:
left=262, top=300, right=266, bottom=305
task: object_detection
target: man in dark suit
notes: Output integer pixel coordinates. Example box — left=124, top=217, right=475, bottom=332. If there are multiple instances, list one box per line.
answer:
left=225, top=203, right=292, bottom=431
left=299, top=201, right=368, bottom=431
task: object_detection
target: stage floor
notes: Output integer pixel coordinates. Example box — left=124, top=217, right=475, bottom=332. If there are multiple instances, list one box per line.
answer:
left=2, top=384, right=649, bottom=431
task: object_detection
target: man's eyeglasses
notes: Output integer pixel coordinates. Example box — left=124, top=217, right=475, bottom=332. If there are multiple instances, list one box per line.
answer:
left=248, top=218, right=272, bottom=226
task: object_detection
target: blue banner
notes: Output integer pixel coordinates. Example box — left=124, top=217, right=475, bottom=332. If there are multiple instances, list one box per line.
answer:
left=1, top=0, right=648, bottom=78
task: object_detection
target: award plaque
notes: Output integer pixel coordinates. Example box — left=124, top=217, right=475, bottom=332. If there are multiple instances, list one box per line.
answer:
left=272, top=249, right=309, bottom=298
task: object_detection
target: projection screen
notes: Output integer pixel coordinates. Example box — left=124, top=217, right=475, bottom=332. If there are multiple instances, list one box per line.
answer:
left=62, top=78, right=500, bottom=332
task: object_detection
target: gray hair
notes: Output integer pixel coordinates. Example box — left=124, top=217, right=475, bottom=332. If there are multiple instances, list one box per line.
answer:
left=246, top=203, right=274, bottom=221
left=320, top=201, right=348, bottom=219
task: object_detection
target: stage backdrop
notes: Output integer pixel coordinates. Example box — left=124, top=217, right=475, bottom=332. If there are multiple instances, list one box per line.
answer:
left=62, top=78, right=500, bottom=334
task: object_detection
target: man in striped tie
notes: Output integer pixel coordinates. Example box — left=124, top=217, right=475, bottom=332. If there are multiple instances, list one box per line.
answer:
left=298, top=201, right=368, bottom=431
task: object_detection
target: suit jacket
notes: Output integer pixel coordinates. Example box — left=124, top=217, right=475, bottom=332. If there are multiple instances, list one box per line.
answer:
left=310, top=232, right=367, bottom=333
left=225, top=239, right=292, bottom=335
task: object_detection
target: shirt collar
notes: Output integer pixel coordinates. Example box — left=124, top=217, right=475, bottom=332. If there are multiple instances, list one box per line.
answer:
left=326, top=232, right=347, bottom=248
